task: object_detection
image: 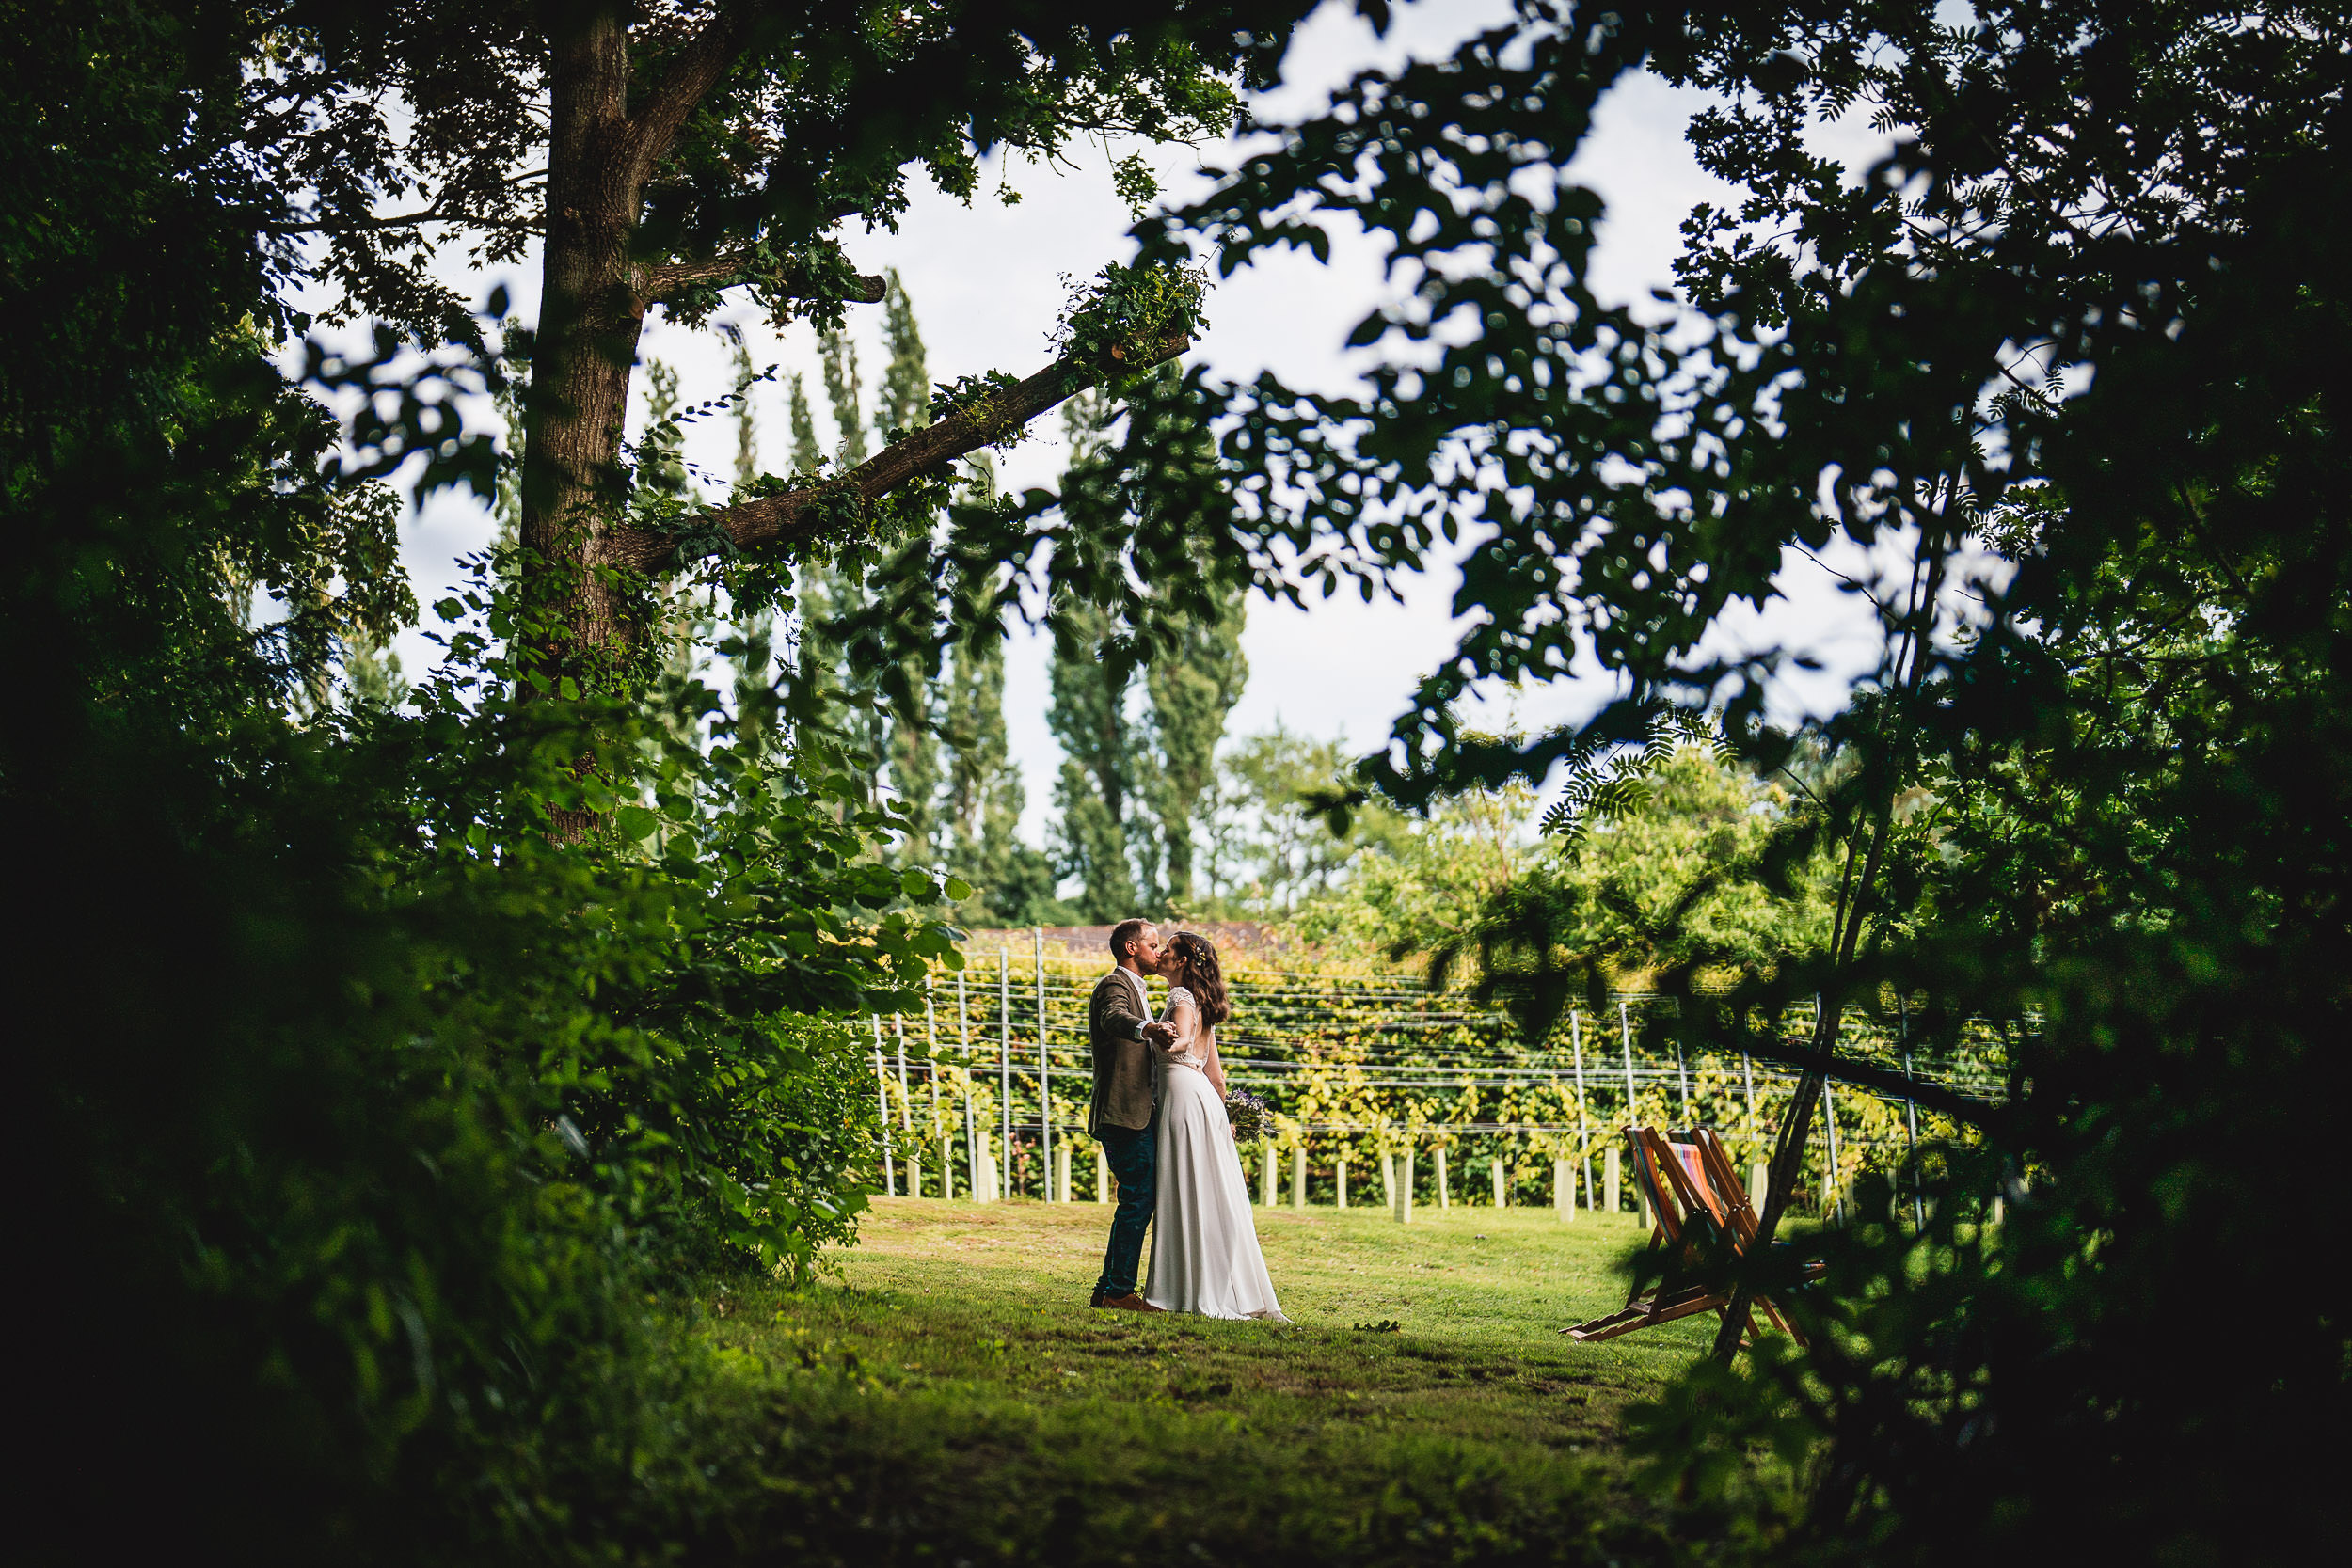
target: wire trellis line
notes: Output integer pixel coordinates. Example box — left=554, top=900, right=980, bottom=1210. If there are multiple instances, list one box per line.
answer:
left=856, top=942, right=2012, bottom=1213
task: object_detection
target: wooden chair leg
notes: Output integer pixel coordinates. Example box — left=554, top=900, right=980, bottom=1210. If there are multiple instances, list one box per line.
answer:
left=1563, top=1307, right=1649, bottom=1340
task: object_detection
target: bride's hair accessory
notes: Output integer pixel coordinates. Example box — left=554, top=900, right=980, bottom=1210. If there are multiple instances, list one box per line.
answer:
left=1167, top=931, right=1231, bottom=1025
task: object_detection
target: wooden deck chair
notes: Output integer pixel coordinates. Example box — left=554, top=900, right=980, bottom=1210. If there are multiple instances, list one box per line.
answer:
left=1563, top=1127, right=1814, bottom=1346
left=1680, top=1127, right=1819, bottom=1341
left=1563, top=1128, right=1739, bottom=1343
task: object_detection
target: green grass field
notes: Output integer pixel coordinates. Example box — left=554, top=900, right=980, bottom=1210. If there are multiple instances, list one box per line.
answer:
left=690, top=1196, right=1723, bottom=1566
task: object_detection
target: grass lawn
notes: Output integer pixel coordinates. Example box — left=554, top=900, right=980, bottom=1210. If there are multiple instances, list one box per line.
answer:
left=690, top=1196, right=1724, bottom=1566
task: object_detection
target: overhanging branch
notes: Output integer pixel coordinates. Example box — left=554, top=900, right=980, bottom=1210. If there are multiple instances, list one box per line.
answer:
left=637, top=255, right=885, bottom=307
left=1730, top=1035, right=2010, bottom=1133
left=611, top=330, right=1190, bottom=573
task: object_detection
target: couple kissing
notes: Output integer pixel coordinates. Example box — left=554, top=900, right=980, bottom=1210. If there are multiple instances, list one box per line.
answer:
left=1085, top=920, right=1285, bottom=1321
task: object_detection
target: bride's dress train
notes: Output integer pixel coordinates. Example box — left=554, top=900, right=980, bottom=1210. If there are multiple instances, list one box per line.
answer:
left=1143, top=986, right=1284, bottom=1321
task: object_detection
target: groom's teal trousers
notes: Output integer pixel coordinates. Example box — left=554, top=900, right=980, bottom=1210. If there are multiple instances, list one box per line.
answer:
left=1092, top=1110, right=1157, bottom=1301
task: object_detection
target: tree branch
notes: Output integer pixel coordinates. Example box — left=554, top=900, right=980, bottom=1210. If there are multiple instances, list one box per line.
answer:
left=1734, top=1033, right=2010, bottom=1133
left=267, top=169, right=550, bottom=236
left=637, top=254, right=884, bottom=306
left=610, top=331, right=1191, bottom=573
left=623, top=4, right=753, bottom=185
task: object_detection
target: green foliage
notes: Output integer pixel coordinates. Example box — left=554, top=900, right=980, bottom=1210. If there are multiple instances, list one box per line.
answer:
left=260, top=3, right=1299, bottom=343
left=1053, top=260, right=1213, bottom=377
left=1213, top=723, right=1400, bottom=916
left=727, top=335, right=761, bottom=488
left=33, top=1, right=2348, bottom=1560
left=1129, top=1, right=2352, bottom=1557
left=1395, top=748, right=1837, bottom=1012
left=937, top=571, right=1059, bottom=926
left=1053, top=753, right=1137, bottom=919
left=926, top=368, right=1034, bottom=449
left=1038, top=375, right=1259, bottom=918
left=2, top=13, right=970, bottom=1554
left=1112, top=150, right=1162, bottom=220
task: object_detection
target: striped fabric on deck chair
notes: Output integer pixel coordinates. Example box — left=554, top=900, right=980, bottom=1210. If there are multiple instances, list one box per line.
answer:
left=1563, top=1126, right=1817, bottom=1345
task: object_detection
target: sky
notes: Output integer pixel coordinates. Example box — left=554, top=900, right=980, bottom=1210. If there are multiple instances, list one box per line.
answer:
left=375, top=0, right=1897, bottom=844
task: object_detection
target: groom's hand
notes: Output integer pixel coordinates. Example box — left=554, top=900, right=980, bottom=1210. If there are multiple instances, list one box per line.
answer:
left=1142, top=1021, right=1176, bottom=1048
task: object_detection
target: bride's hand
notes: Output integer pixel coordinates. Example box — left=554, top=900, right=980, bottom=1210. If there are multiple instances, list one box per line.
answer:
left=1141, top=1020, right=1176, bottom=1048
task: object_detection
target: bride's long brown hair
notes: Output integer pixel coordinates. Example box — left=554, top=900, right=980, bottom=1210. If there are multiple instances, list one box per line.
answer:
left=1167, top=931, right=1231, bottom=1026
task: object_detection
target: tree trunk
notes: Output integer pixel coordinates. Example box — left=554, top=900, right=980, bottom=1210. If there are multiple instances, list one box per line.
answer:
left=523, top=8, right=651, bottom=686
left=503, top=8, right=1191, bottom=849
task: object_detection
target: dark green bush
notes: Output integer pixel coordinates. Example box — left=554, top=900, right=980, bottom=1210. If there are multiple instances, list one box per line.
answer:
left=3, top=9, right=950, bottom=1558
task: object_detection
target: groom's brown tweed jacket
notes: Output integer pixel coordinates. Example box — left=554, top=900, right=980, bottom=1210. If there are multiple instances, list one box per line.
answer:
left=1087, top=969, right=1155, bottom=1134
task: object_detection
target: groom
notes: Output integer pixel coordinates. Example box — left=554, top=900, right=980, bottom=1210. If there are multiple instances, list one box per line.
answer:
left=1088, top=918, right=1175, bottom=1311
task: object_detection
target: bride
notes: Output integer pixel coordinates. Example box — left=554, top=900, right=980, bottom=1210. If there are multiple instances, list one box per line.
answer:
left=1142, top=931, right=1285, bottom=1321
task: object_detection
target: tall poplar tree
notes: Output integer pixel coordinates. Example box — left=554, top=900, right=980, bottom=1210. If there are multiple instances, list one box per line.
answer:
left=942, top=627, right=1057, bottom=924
left=641, top=360, right=709, bottom=752
left=818, top=326, right=868, bottom=467
left=786, top=372, right=820, bottom=475
left=1044, top=375, right=1251, bottom=917
left=931, top=452, right=1053, bottom=920
left=1044, top=389, right=1142, bottom=917
left=727, top=336, right=780, bottom=756
left=729, top=337, right=759, bottom=483
left=804, top=330, right=887, bottom=772
left=874, top=271, right=930, bottom=437
left=875, top=272, right=941, bottom=863
left=1145, top=581, right=1247, bottom=909
left=1047, top=598, right=1138, bottom=920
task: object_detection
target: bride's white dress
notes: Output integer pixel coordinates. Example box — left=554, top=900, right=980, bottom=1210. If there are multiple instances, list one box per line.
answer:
left=1143, top=986, right=1285, bottom=1320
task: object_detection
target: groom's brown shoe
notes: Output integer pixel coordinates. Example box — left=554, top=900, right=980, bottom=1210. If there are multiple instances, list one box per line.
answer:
left=1096, top=1291, right=1163, bottom=1313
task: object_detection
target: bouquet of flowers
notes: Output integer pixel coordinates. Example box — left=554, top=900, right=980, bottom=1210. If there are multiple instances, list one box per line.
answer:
left=1223, top=1087, right=1270, bottom=1141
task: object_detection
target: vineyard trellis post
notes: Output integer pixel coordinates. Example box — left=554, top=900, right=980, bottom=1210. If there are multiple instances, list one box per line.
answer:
left=1899, top=994, right=1924, bottom=1231
left=1571, top=1010, right=1594, bottom=1212
left=892, top=1014, right=917, bottom=1195
left=1676, top=1038, right=1692, bottom=1121
left=1821, top=1077, right=1847, bottom=1226
left=1813, top=992, right=1847, bottom=1225
left=925, top=986, right=944, bottom=1200
left=1034, top=928, right=1049, bottom=1200
left=958, top=966, right=979, bottom=1199
left=894, top=1014, right=911, bottom=1131
left=1618, top=1001, right=1637, bottom=1131
left=997, top=948, right=1011, bottom=1196
left=1741, top=1051, right=1759, bottom=1148
left=872, top=1021, right=895, bottom=1197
